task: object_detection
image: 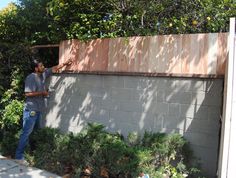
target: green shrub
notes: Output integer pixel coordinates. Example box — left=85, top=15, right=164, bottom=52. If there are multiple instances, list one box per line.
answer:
left=29, top=127, right=63, bottom=173
left=0, top=122, right=203, bottom=177
left=0, top=67, right=25, bottom=147
left=25, top=123, right=203, bottom=178
left=0, top=99, right=23, bottom=130
left=0, top=130, right=21, bottom=157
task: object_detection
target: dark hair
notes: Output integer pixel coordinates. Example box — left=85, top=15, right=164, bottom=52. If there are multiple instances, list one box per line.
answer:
left=31, top=59, right=42, bottom=71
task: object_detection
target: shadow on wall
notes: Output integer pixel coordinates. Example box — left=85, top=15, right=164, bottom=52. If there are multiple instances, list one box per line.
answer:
left=43, top=75, right=223, bottom=178
left=43, top=35, right=224, bottom=178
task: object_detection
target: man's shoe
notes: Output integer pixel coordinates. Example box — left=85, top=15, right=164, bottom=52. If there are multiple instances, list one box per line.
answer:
left=14, top=159, right=29, bottom=166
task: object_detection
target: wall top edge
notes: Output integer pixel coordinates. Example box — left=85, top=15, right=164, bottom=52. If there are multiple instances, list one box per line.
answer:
left=57, top=70, right=224, bottom=79
left=60, top=32, right=229, bottom=43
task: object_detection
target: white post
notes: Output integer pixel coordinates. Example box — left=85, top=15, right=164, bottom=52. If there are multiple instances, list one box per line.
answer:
left=218, top=18, right=236, bottom=178
left=227, top=17, right=236, bottom=178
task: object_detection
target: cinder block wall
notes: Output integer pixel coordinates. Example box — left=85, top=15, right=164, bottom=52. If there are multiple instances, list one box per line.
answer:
left=44, top=74, right=223, bottom=177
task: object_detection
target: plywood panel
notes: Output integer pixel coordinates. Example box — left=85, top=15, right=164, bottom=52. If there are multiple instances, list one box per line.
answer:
left=137, top=37, right=150, bottom=72
left=59, top=33, right=228, bottom=76
left=181, top=34, right=191, bottom=74
left=217, top=33, right=228, bottom=75
left=87, top=39, right=109, bottom=71
left=148, top=36, right=159, bottom=72
left=208, top=34, right=218, bottom=75
left=167, top=35, right=182, bottom=73
left=127, top=37, right=141, bottom=72
left=77, top=40, right=90, bottom=71
left=108, top=38, right=128, bottom=72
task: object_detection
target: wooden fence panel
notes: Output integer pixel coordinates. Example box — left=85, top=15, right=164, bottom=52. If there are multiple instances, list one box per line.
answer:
left=59, top=33, right=228, bottom=77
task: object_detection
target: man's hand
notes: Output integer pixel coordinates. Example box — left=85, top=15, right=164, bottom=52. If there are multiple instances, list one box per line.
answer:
left=63, top=58, right=73, bottom=66
left=52, top=58, right=73, bottom=73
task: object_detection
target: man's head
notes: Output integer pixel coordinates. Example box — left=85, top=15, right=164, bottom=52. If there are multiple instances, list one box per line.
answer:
left=31, top=59, right=45, bottom=73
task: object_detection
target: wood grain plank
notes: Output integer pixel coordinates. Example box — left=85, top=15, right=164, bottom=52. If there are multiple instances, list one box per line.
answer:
left=59, top=33, right=228, bottom=76
left=217, top=33, right=228, bottom=75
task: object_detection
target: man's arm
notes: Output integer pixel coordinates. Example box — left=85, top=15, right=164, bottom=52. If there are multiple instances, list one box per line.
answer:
left=25, top=91, right=48, bottom=97
left=25, top=75, right=49, bottom=97
left=51, top=59, right=72, bottom=73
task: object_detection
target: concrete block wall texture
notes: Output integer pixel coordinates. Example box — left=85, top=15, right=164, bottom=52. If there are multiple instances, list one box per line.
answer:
left=44, top=74, right=223, bottom=178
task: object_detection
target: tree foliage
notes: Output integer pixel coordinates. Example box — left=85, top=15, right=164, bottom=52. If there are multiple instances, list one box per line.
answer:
left=0, top=0, right=235, bottom=44
left=47, top=0, right=236, bottom=41
left=0, top=0, right=56, bottom=44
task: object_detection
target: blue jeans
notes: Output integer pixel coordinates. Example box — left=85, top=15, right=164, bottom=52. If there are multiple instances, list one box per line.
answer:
left=15, top=109, right=41, bottom=160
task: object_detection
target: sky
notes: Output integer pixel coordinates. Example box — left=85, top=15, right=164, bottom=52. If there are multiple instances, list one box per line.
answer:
left=0, top=0, right=17, bottom=10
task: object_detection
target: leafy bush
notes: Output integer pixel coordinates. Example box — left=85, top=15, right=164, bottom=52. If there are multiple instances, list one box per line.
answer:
left=0, top=130, right=21, bottom=157
left=0, top=66, right=25, bottom=131
left=24, top=123, right=204, bottom=178
left=0, top=67, right=25, bottom=156
left=0, top=99, right=23, bottom=131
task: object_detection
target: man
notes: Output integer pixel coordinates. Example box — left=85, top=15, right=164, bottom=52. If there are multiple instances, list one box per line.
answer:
left=15, top=58, right=72, bottom=165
